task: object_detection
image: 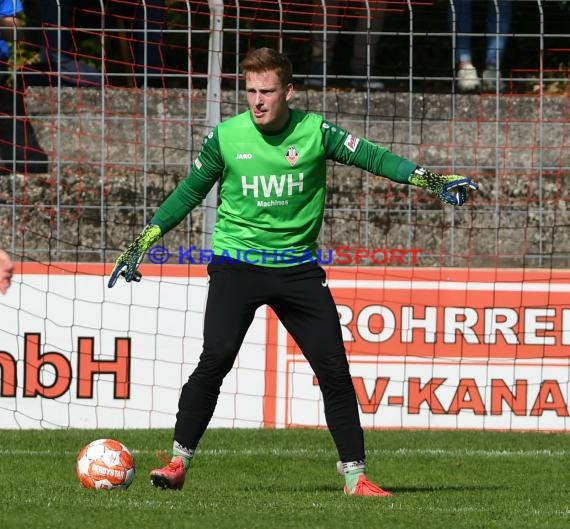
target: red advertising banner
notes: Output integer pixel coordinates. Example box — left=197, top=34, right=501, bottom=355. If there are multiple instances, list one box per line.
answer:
left=3, top=264, right=570, bottom=431
left=263, top=268, right=570, bottom=431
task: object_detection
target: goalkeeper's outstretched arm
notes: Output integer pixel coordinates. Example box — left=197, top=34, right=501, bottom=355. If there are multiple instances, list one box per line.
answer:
left=321, top=121, right=479, bottom=206
left=108, top=126, right=225, bottom=288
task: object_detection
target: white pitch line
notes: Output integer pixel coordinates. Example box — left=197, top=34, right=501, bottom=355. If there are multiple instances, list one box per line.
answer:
left=2, top=447, right=570, bottom=458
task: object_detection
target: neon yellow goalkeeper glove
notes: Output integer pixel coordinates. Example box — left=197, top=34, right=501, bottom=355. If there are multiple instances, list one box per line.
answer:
left=108, top=224, right=162, bottom=287
left=409, top=167, right=479, bottom=206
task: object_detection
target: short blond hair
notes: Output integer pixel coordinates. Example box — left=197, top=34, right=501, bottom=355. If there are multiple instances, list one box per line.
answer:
left=240, top=47, right=293, bottom=86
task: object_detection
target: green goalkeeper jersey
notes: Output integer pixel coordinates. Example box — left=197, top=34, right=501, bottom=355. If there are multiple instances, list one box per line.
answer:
left=151, top=109, right=417, bottom=266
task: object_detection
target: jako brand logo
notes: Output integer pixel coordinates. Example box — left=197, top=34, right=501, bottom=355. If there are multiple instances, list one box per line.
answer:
left=236, top=153, right=253, bottom=159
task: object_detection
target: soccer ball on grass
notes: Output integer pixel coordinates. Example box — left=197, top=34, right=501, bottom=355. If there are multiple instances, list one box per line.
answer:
left=76, top=438, right=135, bottom=490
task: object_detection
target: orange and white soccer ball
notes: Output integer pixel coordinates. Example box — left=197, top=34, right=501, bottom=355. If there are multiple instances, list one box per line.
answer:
left=76, top=438, right=136, bottom=490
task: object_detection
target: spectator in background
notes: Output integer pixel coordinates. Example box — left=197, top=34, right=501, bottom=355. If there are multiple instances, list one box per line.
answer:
left=0, top=248, right=13, bottom=294
left=307, top=1, right=386, bottom=90
left=25, top=0, right=102, bottom=86
left=105, top=0, right=167, bottom=87
left=0, top=0, right=48, bottom=173
left=24, top=0, right=166, bottom=88
left=451, top=0, right=512, bottom=92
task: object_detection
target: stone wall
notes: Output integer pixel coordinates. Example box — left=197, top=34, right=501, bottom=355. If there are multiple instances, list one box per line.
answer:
left=0, top=86, right=568, bottom=267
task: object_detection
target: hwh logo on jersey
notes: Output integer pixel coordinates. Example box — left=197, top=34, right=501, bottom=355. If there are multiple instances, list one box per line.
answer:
left=241, top=173, right=304, bottom=198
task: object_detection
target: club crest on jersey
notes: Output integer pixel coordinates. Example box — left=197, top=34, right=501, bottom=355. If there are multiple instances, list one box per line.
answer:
left=285, top=146, right=299, bottom=167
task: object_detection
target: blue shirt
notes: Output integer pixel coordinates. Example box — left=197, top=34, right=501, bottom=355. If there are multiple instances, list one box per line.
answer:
left=0, top=0, right=22, bottom=61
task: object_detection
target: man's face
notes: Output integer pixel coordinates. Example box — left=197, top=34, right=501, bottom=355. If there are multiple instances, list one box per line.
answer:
left=245, top=70, right=293, bottom=132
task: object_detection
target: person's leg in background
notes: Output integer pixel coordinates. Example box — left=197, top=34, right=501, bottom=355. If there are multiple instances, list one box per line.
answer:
left=133, top=0, right=166, bottom=87
left=0, top=5, right=48, bottom=173
left=307, top=0, right=341, bottom=87
left=350, top=2, right=386, bottom=90
left=311, top=0, right=385, bottom=89
left=0, top=73, right=49, bottom=173
left=32, top=0, right=102, bottom=86
left=21, top=0, right=42, bottom=54
left=105, top=0, right=167, bottom=88
left=482, top=0, right=511, bottom=91
left=450, top=0, right=480, bottom=92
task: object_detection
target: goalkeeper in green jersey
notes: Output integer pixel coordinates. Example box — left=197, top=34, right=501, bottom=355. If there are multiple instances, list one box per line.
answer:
left=108, top=47, right=478, bottom=496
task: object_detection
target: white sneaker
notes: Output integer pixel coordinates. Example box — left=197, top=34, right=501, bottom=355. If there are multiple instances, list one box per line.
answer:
left=456, top=64, right=480, bottom=92
left=481, top=67, right=506, bottom=92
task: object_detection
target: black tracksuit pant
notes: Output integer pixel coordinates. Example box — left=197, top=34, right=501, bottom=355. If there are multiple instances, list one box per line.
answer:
left=174, top=259, right=365, bottom=463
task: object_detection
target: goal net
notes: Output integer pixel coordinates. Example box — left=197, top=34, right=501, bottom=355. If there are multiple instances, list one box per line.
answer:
left=1, top=1, right=570, bottom=430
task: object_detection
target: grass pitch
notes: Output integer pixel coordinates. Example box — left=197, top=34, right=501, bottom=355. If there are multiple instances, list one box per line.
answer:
left=1, top=428, right=570, bottom=529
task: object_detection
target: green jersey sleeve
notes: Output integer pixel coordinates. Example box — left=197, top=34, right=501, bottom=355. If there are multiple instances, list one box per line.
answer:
left=151, top=128, right=224, bottom=233
left=321, top=119, right=417, bottom=184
